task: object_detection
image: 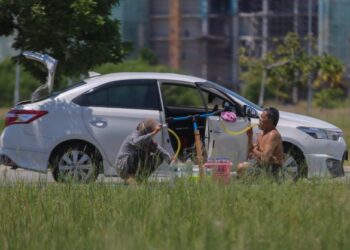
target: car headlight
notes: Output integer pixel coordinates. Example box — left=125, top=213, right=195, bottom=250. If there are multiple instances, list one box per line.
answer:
left=297, top=126, right=343, bottom=141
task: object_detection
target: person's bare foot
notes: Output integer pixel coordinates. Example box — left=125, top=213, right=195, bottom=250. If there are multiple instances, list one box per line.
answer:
left=125, top=176, right=137, bottom=185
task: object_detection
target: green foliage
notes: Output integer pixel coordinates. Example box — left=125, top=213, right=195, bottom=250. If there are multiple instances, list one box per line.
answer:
left=239, top=50, right=273, bottom=103
left=138, top=47, right=158, bottom=65
left=314, top=53, right=344, bottom=89
left=240, top=33, right=347, bottom=103
left=2, top=180, right=350, bottom=249
left=0, top=59, right=38, bottom=106
left=313, top=88, right=345, bottom=109
left=0, top=50, right=178, bottom=107
left=0, top=0, right=129, bottom=85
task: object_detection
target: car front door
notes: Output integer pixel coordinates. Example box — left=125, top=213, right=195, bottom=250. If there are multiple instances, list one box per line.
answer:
left=80, top=79, right=163, bottom=175
left=199, top=85, right=250, bottom=169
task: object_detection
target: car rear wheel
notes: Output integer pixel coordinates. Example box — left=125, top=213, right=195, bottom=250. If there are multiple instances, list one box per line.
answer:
left=282, top=145, right=307, bottom=181
left=51, top=143, right=101, bottom=183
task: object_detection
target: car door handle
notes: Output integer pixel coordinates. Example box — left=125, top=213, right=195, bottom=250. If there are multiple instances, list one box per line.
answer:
left=90, top=120, right=107, bottom=128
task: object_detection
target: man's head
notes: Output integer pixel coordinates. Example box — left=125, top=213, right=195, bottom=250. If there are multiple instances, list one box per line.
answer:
left=137, top=118, right=159, bottom=135
left=259, top=107, right=279, bottom=130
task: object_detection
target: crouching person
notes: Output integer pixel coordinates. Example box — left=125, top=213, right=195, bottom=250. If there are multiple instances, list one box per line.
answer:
left=237, top=107, right=284, bottom=180
left=115, top=118, right=173, bottom=184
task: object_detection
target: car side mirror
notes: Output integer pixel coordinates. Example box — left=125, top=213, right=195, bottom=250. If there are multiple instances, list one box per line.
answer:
left=244, top=105, right=258, bottom=118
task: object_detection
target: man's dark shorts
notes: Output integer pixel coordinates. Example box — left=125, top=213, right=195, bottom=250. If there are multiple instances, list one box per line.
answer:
left=245, top=161, right=282, bottom=179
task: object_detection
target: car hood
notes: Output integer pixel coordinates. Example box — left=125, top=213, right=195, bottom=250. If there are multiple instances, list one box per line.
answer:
left=277, top=111, right=340, bottom=130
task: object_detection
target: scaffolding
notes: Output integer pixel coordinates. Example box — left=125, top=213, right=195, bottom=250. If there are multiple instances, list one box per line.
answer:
left=114, top=0, right=322, bottom=87
left=239, top=0, right=318, bottom=58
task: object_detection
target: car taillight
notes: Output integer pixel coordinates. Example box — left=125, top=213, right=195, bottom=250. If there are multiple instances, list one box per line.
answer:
left=5, top=109, right=48, bottom=127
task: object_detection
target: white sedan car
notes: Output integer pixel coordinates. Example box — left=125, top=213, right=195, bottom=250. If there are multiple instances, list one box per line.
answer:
left=0, top=52, right=347, bottom=182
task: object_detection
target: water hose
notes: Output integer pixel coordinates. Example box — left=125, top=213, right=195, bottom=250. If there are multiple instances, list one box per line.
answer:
left=220, top=122, right=258, bottom=136
left=168, top=128, right=181, bottom=159
left=167, top=116, right=258, bottom=159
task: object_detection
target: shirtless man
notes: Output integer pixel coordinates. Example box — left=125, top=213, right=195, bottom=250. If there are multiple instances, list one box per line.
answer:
left=237, top=107, right=284, bottom=178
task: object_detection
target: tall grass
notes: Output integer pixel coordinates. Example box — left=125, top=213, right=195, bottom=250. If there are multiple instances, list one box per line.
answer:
left=1, top=179, right=350, bottom=250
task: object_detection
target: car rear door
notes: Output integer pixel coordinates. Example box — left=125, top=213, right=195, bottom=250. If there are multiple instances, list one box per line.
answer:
left=79, top=79, right=163, bottom=173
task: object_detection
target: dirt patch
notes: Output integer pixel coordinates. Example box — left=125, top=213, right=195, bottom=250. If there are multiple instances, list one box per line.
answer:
left=0, top=108, right=8, bottom=117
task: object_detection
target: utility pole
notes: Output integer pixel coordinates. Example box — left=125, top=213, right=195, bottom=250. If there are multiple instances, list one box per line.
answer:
left=262, top=0, right=268, bottom=59
left=307, top=0, right=313, bottom=113
left=258, top=0, right=269, bottom=107
left=231, top=0, right=239, bottom=90
left=14, top=63, right=20, bottom=105
left=293, top=0, right=299, bottom=103
left=200, top=0, right=208, bottom=79
left=169, top=0, right=181, bottom=69
left=294, top=0, right=299, bottom=33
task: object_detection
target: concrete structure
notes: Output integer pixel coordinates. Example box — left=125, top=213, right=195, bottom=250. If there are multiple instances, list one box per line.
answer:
left=318, top=0, right=350, bottom=70
left=115, top=0, right=319, bottom=89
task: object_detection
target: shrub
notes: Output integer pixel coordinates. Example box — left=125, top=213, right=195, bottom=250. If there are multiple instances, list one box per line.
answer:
left=313, top=88, right=345, bottom=109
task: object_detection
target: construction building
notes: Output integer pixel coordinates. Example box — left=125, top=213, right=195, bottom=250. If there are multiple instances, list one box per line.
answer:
left=114, top=0, right=318, bottom=89
left=5, top=0, right=350, bottom=85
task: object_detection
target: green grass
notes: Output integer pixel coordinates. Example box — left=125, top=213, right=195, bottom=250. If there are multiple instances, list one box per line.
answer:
left=1, top=179, right=350, bottom=250
left=0, top=102, right=349, bottom=249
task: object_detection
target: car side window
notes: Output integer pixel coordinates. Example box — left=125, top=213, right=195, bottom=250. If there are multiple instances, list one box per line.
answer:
left=199, top=87, right=243, bottom=116
left=161, top=83, right=205, bottom=109
left=79, top=79, right=161, bottom=110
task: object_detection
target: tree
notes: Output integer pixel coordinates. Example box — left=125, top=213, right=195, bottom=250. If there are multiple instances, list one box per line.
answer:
left=240, top=33, right=346, bottom=104
left=0, top=49, right=178, bottom=107
left=0, top=0, right=129, bottom=85
left=0, top=58, right=38, bottom=106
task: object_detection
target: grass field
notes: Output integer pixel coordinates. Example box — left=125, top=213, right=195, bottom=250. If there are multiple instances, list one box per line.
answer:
left=0, top=103, right=349, bottom=249
left=1, top=179, right=350, bottom=250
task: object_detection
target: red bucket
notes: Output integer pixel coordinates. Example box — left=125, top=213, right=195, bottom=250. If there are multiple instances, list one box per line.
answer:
left=204, top=158, right=232, bottom=184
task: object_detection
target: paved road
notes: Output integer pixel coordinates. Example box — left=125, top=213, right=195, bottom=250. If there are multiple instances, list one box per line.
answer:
left=0, top=165, right=176, bottom=183
left=1, top=164, right=350, bottom=183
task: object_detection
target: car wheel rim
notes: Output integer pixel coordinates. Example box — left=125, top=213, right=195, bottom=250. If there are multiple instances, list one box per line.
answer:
left=282, top=154, right=299, bottom=180
left=58, top=150, right=94, bottom=182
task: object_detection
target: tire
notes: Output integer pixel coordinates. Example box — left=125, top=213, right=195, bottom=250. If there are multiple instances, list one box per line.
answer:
left=51, top=143, right=101, bottom=183
left=282, top=145, right=308, bottom=181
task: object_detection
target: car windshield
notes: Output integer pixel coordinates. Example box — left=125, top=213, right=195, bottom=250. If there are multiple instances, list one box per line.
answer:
left=201, top=81, right=263, bottom=111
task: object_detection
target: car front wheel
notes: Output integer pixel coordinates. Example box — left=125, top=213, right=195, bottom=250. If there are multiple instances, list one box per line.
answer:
left=51, top=143, right=101, bottom=183
left=282, top=145, right=307, bottom=181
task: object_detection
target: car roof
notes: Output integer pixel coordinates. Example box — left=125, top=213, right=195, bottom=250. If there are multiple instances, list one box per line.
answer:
left=84, top=72, right=207, bottom=84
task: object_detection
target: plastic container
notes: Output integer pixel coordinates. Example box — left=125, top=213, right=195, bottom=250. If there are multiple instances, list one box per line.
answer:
left=204, top=158, right=233, bottom=184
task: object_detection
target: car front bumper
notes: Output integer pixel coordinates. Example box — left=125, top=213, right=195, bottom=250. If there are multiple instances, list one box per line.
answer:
left=305, top=151, right=347, bottom=178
